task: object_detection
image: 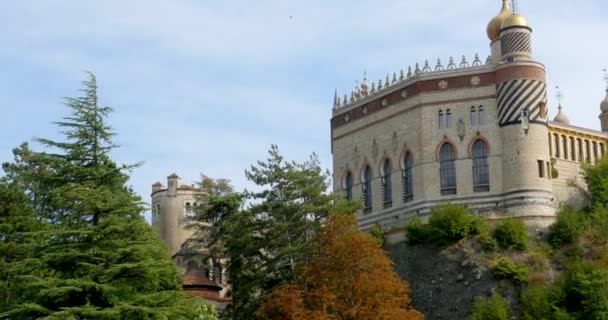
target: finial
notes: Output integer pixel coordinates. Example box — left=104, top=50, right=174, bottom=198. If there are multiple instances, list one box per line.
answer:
left=343, top=94, right=348, bottom=104
left=385, top=74, right=390, bottom=87
left=460, top=55, right=469, bottom=68
left=555, top=86, right=563, bottom=108
left=435, top=58, right=444, bottom=71
left=399, top=69, right=405, bottom=81
left=407, top=66, right=413, bottom=78
left=512, top=0, right=518, bottom=14
left=422, top=60, right=431, bottom=73
left=415, top=63, right=421, bottom=75
left=378, top=79, right=383, bottom=90
left=392, top=72, right=397, bottom=84
left=603, top=68, right=608, bottom=92
left=333, top=89, right=339, bottom=108
left=472, top=54, right=482, bottom=66
left=447, top=57, right=456, bottom=70
left=370, top=82, right=376, bottom=94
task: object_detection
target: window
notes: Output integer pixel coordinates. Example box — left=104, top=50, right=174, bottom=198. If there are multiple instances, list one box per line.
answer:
left=601, top=143, right=606, bottom=159
left=470, top=107, right=477, bottom=126
left=472, top=140, right=490, bottom=192
left=562, top=136, right=568, bottom=160
left=570, top=137, right=576, bottom=161
left=439, top=143, right=457, bottom=195
left=585, top=140, right=591, bottom=163
left=362, top=166, right=372, bottom=212
left=402, top=152, right=413, bottom=203
left=593, top=141, right=598, bottom=163
left=478, top=106, right=485, bottom=125
left=438, top=110, right=444, bottom=129
left=344, top=171, right=353, bottom=201
left=553, top=134, right=560, bottom=158
left=578, top=138, right=583, bottom=161
left=538, top=160, right=545, bottom=178
left=547, top=162, right=551, bottom=180
left=446, top=109, right=453, bottom=128
left=381, top=159, right=392, bottom=208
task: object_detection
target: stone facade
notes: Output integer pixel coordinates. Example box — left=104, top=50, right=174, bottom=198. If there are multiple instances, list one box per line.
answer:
left=331, top=2, right=608, bottom=231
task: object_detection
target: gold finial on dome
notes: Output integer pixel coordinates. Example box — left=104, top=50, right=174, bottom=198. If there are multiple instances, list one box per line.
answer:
left=487, top=0, right=512, bottom=41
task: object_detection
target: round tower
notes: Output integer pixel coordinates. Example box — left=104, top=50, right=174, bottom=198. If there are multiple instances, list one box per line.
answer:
left=151, top=173, right=199, bottom=257
left=493, top=6, right=554, bottom=223
left=599, top=73, right=608, bottom=132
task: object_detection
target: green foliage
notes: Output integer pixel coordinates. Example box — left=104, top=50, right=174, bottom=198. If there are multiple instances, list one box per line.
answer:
left=185, top=145, right=343, bottom=320
left=583, top=156, right=608, bottom=207
left=428, top=203, right=484, bottom=246
left=369, top=224, right=385, bottom=246
left=477, top=226, right=498, bottom=251
left=0, top=74, right=213, bottom=319
left=491, top=257, right=529, bottom=285
left=559, top=262, right=608, bottom=319
left=521, top=286, right=556, bottom=320
left=492, top=219, right=528, bottom=251
left=551, top=158, right=559, bottom=179
left=405, top=216, right=430, bottom=244
left=468, top=293, right=509, bottom=320
left=548, top=207, right=587, bottom=248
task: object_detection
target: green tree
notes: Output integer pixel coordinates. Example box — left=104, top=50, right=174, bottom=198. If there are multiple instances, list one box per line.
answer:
left=583, top=156, right=608, bottom=207
left=1, top=73, right=214, bottom=319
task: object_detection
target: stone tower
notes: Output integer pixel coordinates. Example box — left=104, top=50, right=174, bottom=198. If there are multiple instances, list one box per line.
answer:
left=151, top=173, right=199, bottom=257
left=493, top=10, right=554, bottom=220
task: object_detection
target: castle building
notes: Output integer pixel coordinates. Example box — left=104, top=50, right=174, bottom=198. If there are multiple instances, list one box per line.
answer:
left=330, top=0, right=608, bottom=231
left=151, top=173, right=199, bottom=257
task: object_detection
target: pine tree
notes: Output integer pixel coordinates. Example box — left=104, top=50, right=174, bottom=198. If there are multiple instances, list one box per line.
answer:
left=1, top=73, right=215, bottom=319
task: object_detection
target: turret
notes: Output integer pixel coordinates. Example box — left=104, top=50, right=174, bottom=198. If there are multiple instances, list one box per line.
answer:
left=493, top=3, right=554, bottom=221
left=600, top=71, right=608, bottom=132
left=167, top=173, right=181, bottom=197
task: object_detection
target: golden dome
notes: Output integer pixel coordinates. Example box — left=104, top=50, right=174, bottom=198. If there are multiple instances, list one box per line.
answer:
left=486, top=0, right=512, bottom=41
left=501, top=14, right=529, bottom=29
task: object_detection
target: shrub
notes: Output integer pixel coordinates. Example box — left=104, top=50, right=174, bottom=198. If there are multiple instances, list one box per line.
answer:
left=477, top=227, right=498, bottom=251
left=405, top=216, right=430, bottom=244
left=547, top=207, right=587, bottom=248
left=492, top=257, right=528, bottom=284
left=428, top=203, right=483, bottom=246
left=369, top=224, right=385, bottom=246
left=521, top=286, right=554, bottom=320
left=492, top=219, right=528, bottom=251
left=588, top=205, right=608, bottom=245
left=559, top=262, right=608, bottom=319
left=468, top=293, right=509, bottom=320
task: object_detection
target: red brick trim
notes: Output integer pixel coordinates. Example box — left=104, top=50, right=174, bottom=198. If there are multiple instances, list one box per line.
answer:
left=496, top=65, right=545, bottom=83
left=331, top=71, right=496, bottom=129
left=398, top=147, right=414, bottom=170
left=435, top=139, right=459, bottom=161
left=467, top=135, right=491, bottom=158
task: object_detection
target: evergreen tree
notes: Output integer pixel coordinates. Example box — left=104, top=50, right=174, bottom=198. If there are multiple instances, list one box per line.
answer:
left=1, top=73, right=215, bottom=319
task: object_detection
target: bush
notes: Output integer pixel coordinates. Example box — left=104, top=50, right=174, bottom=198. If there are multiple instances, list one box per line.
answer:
left=521, top=286, right=554, bottom=320
left=477, top=227, right=498, bottom=251
left=588, top=205, right=608, bottom=245
left=559, top=262, right=608, bottom=319
left=405, top=216, right=430, bottom=244
left=468, top=293, right=509, bottom=320
left=493, top=219, right=528, bottom=251
left=428, top=203, right=484, bottom=246
left=492, top=257, right=528, bottom=284
left=369, top=224, right=385, bottom=246
left=547, top=207, right=587, bottom=248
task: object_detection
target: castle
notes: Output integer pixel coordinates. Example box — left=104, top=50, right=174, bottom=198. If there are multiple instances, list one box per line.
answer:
left=330, top=0, right=608, bottom=231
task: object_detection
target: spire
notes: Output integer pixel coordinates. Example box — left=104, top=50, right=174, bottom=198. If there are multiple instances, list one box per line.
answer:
left=333, top=89, right=338, bottom=108
left=601, top=69, right=608, bottom=113
left=553, top=86, right=570, bottom=125
left=604, top=68, right=608, bottom=93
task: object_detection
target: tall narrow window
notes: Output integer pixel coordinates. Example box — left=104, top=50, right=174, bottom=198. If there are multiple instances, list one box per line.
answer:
left=593, top=141, right=598, bottom=163
left=562, top=135, right=568, bottom=160
left=438, top=110, right=444, bottom=129
left=601, top=143, right=606, bottom=159
left=402, top=152, right=413, bottom=203
left=472, top=140, right=490, bottom=192
left=570, top=137, right=576, bottom=161
left=362, top=166, right=372, bottom=212
left=446, top=109, right=453, bottom=128
left=470, top=107, right=477, bottom=126
left=440, top=143, right=457, bottom=195
left=585, top=140, right=591, bottom=163
left=538, top=160, right=545, bottom=178
left=578, top=138, right=583, bottom=161
left=381, top=159, right=392, bottom=209
left=478, top=106, right=485, bottom=125
left=344, top=171, right=353, bottom=201
left=553, top=134, right=560, bottom=158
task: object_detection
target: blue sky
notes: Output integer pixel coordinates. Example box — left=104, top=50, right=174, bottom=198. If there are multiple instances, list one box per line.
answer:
left=1, top=0, right=607, bottom=220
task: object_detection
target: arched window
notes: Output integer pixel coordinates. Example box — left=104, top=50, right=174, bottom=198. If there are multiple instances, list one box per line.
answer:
left=438, top=110, right=444, bottom=129
left=470, top=106, right=477, bottom=126
left=478, top=106, right=485, bottom=125
left=381, top=159, right=392, bottom=208
left=402, top=152, right=413, bottom=203
left=446, top=109, right=453, bottom=128
left=362, top=166, right=372, bottom=212
left=344, top=171, right=353, bottom=201
left=439, top=143, right=457, bottom=195
left=472, top=140, right=490, bottom=192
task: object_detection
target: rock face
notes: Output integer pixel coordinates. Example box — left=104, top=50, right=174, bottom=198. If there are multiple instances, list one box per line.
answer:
left=387, top=241, right=520, bottom=320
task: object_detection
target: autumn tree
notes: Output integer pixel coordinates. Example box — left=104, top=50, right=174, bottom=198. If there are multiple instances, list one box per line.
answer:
left=258, top=212, right=423, bottom=320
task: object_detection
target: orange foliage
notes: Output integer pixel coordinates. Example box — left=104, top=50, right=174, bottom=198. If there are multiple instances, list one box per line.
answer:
left=258, top=213, right=423, bottom=320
